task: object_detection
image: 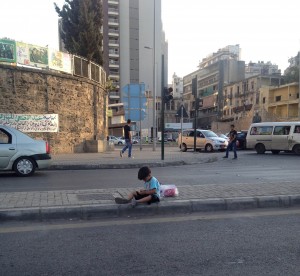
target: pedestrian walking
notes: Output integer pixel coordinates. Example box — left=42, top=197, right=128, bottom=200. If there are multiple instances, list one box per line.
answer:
left=120, top=119, right=133, bottom=158
left=114, top=166, right=160, bottom=207
left=223, top=124, right=238, bottom=159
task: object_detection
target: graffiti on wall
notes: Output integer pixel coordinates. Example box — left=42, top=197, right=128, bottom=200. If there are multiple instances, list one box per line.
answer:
left=0, top=113, right=59, bottom=132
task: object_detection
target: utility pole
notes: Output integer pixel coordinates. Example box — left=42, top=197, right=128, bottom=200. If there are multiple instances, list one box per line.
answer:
left=161, top=55, right=173, bottom=160
left=192, top=77, right=197, bottom=152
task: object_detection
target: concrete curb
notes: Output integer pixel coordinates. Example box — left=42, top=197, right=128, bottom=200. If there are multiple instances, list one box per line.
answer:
left=47, top=156, right=218, bottom=170
left=48, top=161, right=186, bottom=170
left=1, top=194, right=300, bottom=221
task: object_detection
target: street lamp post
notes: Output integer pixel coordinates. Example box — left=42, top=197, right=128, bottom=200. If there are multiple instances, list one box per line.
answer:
left=144, top=44, right=156, bottom=151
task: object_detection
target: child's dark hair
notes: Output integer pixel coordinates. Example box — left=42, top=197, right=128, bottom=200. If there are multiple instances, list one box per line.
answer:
left=138, top=166, right=151, bottom=180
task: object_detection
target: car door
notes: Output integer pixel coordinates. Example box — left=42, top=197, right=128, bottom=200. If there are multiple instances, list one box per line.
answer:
left=272, top=126, right=290, bottom=150
left=0, top=128, right=17, bottom=169
left=197, top=131, right=206, bottom=149
left=185, top=130, right=194, bottom=148
left=289, top=125, right=300, bottom=150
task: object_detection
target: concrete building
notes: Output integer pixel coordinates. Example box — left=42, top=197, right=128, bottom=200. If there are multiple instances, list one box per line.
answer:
left=183, top=45, right=245, bottom=129
left=246, top=61, right=281, bottom=77
left=101, top=0, right=167, bottom=137
left=119, top=0, right=167, bottom=138
left=219, top=74, right=284, bottom=131
left=260, top=82, right=299, bottom=121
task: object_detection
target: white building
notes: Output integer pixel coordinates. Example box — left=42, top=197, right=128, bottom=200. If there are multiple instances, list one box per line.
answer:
left=172, top=73, right=183, bottom=99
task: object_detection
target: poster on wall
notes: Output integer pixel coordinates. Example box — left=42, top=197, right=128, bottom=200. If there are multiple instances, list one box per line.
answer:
left=16, top=41, right=30, bottom=65
left=0, top=39, right=16, bottom=63
left=48, top=48, right=72, bottom=73
left=0, top=113, right=59, bottom=132
left=28, top=44, right=48, bottom=68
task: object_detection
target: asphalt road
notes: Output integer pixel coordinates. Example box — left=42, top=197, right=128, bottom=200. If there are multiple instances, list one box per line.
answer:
left=1, top=208, right=299, bottom=275
left=0, top=151, right=299, bottom=192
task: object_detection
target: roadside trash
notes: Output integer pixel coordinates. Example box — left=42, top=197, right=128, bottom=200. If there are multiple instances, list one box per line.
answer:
left=160, top=184, right=179, bottom=197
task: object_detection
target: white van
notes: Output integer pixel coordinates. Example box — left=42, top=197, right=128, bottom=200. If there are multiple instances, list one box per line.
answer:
left=246, top=122, right=300, bottom=155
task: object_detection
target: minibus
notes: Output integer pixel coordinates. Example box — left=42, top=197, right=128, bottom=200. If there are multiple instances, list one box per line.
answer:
left=246, top=122, right=300, bottom=155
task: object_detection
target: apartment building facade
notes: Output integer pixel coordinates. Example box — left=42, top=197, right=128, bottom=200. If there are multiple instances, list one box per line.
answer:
left=221, top=74, right=283, bottom=123
left=260, top=82, right=299, bottom=121
left=183, top=45, right=245, bottom=129
left=102, top=0, right=167, bottom=137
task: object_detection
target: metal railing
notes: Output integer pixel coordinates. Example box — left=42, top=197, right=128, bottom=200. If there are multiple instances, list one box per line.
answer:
left=73, top=55, right=106, bottom=85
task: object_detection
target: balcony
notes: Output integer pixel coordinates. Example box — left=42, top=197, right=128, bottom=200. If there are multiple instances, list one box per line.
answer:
left=109, top=51, right=119, bottom=58
left=108, top=29, right=119, bottom=37
left=109, top=73, right=120, bottom=79
left=232, top=104, right=253, bottom=114
left=108, top=8, right=119, bottom=15
left=108, top=0, right=119, bottom=5
left=108, top=40, right=119, bottom=47
left=108, top=19, right=119, bottom=26
left=109, top=92, right=120, bottom=99
left=109, top=60, right=119, bottom=68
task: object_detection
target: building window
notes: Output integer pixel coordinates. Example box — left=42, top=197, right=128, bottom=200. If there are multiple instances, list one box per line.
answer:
left=275, top=96, right=281, bottom=102
left=156, top=102, right=161, bottom=111
left=263, top=97, right=266, bottom=104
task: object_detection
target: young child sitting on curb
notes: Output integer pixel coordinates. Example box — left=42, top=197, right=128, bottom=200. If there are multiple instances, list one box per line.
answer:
left=114, top=166, right=160, bottom=207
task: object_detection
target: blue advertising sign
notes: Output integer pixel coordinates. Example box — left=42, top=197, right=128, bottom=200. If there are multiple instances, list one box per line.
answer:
left=122, top=83, right=147, bottom=121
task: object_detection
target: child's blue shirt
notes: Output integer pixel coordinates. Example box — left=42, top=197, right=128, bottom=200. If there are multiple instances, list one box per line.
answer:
left=144, top=176, right=160, bottom=198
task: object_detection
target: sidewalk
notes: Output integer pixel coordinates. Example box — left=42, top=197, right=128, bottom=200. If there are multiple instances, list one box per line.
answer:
left=1, top=147, right=300, bottom=221
left=49, top=145, right=219, bottom=170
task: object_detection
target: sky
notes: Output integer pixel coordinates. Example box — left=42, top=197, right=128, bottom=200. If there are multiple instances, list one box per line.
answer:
left=1, top=0, right=300, bottom=82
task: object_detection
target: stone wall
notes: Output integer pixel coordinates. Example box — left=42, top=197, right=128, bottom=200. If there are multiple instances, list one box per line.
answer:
left=0, top=64, right=108, bottom=154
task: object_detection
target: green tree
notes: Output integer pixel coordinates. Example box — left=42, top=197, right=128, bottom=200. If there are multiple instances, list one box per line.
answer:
left=54, top=0, right=103, bottom=65
left=284, top=66, right=299, bottom=84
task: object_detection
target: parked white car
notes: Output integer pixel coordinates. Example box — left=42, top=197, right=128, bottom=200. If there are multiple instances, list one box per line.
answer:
left=0, top=125, right=52, bottom=176
left=108, top=135, right=125, bottom=145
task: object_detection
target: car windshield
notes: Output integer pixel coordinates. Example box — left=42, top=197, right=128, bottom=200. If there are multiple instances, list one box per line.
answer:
left=202, top=130, right=218, bottom=138
left=218, top=134, right=227, bottom=139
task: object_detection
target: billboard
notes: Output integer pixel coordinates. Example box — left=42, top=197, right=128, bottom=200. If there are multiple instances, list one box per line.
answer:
left=28, top=44, right=48, bottom=68
left=122, top=83, right=147, bottom=121
left=16, top=41, right=30, bottom=65
left=0, top=113, right=59, bottom=132
left=0, top=39, right=16, bottom=63
left=15, top=42, right=48, bottom=68
left=48, top=48, right=72, bottom=73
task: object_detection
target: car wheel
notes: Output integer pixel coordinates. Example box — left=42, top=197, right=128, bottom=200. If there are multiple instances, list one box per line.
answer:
left=255, top=143, right=266, bottom=154
left=13, top=157, right=36, bottom=176
left=205, top=143, right=214, bottom=152
left=292, top=145, right=300, bottom=155
left=181, top=143, right=187, bottom=152
left=271, top=150, right=280, bottom=154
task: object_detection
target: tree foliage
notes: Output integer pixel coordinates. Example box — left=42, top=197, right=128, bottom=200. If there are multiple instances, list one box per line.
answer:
left=54, top=0, right=103, bottom=65
left=284, top=66, right=299, bottom=84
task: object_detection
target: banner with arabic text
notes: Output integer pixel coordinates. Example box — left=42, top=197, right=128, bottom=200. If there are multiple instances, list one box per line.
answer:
left=0, top=113, right=59, bottom=132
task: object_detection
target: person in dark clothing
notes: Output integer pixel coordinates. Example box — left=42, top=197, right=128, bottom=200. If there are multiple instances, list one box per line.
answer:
left=223, top=124, right=238, bottom=159
left=120, top=119, right=133, bottom=158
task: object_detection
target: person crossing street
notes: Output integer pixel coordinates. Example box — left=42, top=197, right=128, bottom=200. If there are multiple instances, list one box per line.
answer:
left=120, top=119, right=133, bottom=158
left=223, top=124, right=238, bottom=159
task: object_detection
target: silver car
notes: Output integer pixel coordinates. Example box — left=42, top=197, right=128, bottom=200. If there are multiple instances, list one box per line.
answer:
left=0, top=125, right=51, bottom=176
left=178, top=129, right=228, bottom=152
